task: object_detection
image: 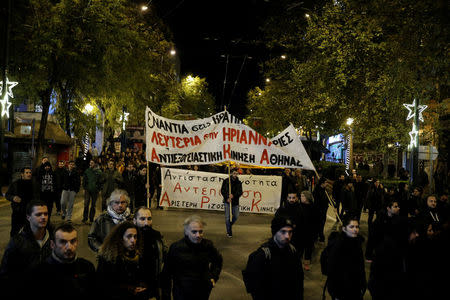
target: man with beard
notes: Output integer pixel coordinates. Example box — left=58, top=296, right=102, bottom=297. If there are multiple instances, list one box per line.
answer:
left=133, top=207, right=166, bottom=299
left=5, top=167, right=39, bottom=236
left=34, top=223, right=96, bottom=300
left=243, top=216, right=304, bottom=300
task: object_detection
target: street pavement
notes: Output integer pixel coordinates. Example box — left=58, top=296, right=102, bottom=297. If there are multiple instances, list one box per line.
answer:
left=0, top=188, right=372, bottom=300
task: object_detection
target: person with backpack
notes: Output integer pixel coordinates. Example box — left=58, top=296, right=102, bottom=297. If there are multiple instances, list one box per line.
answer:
left=242, top=216, right=304, bottom=300
left=323, top=214, right=366, bottom=300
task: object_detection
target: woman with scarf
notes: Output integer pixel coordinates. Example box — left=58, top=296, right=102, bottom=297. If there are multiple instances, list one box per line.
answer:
left=88, top=189, right=132, bottom=252
left=97, top=222, right=154, bottom=300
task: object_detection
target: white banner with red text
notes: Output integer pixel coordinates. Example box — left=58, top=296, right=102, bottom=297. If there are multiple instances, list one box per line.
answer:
left=159, top=167, right=282, bottom=214
left=145, top=107, right=315, bottom=170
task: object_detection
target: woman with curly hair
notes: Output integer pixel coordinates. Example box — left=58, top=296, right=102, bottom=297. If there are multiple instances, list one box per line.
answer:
left=97, top=221, right=156, bottom=300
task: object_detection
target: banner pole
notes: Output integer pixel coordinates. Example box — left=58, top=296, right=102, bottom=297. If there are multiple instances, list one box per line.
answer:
left=228, top=161, right=232, bottom=223
left=146, top=161, right=150, bottom=208
left=314, top=169, right=341, bottom=224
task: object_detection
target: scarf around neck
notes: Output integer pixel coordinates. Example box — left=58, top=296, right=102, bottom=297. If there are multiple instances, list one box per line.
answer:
left=107, top=206, right=131, bottom=224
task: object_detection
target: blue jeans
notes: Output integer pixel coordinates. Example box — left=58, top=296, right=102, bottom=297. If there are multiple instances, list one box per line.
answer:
left=61, top=190, right=76, bottom=220
left=224, top=202, right=239, bottom=235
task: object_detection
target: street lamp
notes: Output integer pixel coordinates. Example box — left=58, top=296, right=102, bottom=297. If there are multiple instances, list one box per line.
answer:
left=281, top=55, right=286, bottom=59
left=345, top=118, right=354, bottom=170
left=170, top=49, right=176, bottom=56
left=141, top=5, right=148, bottom=11
left=265, top=78, right=270, bottom=83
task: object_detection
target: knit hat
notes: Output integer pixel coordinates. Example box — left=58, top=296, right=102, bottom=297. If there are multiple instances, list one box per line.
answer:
left=271, top=216, right=294, bottom=236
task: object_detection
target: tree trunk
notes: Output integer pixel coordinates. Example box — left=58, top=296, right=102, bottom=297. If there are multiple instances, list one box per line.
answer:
left=34, top=87, right=52, bottom=167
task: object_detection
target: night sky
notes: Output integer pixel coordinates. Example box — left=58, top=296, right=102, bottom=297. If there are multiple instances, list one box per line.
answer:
left=152, top=0, right=279, bottom=118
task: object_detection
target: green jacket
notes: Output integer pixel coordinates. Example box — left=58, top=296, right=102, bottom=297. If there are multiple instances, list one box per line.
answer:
left=83, top=168, right=102, bottom=193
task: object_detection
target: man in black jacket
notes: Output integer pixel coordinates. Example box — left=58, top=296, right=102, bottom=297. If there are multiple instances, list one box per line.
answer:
left=221, top=168, right=243, bottom=237
left=163, top=215, right=223, bottom=300
left=243, top=216, right=304, bottom=300
left=60, top=161, right=81, bottom=222
left=5, top=167, right=39, bottom=236
left=134, top=207, right=166, bottom=299
left=34, top=223, right=96, bottom=300
left=0, top=201, right=52, bottom=297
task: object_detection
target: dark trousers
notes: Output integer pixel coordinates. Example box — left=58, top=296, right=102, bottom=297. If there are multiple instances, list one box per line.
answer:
left=318, top=210, right=327, bottom=241
left=55, top=190, right=62, bottom=212
left=10, top=208, right=26, bottom=237
left=173, top=284, right=212, bottom=300
left=368, top=209, right=377, bottom=227
left=83, top=190, right=98, bottom=222
left=41, top=191, right=55, bottom=221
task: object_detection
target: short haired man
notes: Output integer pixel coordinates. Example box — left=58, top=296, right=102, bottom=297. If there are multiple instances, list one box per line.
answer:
left=88, top=189, right=132, bottom=252
left=0, top=201, right=52, bottom=296
left=82, top=159, right=102, bottom=224
left=34, top=223, right=96, bottom=300
left=5, top=167, right=39, bottom=236
left=243, top=216, right=304, bottom=300
left=220, top=168, right=243, bottom=237
left=163, top=215, right=223, bottom=300
left=133, top=207, right=166, bottom=299
left=60, top=160, right=81, bottom=222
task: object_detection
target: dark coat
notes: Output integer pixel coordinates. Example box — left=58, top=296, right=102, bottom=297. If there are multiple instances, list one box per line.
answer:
left=62, top=168, right=81, bottom=193
left=275, top=202, right=304, bottom=250
left=88, top=212, right=133, bottom=252
left=5, top=178, right=39, bottom=213
left=34, top=254, right=96, bottom=300
left=0, top=225, right=52, bottom=296
left=327, top=233, right=366, bottom=300
left=97, top=253, right=152, bottom=300
left=221, top=177, right=243, bottom=206
left=244, top=239, right=304, bottom=300
left=163, top=237, right=223, bottom=300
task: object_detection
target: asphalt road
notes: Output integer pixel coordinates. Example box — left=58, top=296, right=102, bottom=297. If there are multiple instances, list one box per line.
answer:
left=0, top=189, right=372, bottom=300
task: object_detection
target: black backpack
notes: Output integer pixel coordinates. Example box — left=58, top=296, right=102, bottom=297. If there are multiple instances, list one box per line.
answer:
left=242, top=244, right=296, bottom=294
left=320, top=231, right=339, bottom=276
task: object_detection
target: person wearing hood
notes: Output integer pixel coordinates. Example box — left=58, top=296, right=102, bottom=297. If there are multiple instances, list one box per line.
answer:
left=133, top=207, right=167, bottom=299
left=162, top=215, right=222, bottom=300
left=88, top=189, right=132, bottom=252
left=419, top=195, right=442, bottom=225
left=38, top=161, right=56, bottom=219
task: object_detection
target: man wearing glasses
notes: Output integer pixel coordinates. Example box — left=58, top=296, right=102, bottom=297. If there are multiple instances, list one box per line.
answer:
left=88, top=189, right=132, bottom=252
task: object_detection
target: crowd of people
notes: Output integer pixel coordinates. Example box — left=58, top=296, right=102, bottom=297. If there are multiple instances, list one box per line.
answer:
left=1, top=148, right=449, bottom=300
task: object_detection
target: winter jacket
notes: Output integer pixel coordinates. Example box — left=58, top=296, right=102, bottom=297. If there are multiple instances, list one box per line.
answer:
left=327, top=233, right=366, bottom=300
left=0, top=224, right=52, bottom=296
left=62, top=168, right=81, bottom=193
left=220, top=177, right=243, bottom=206
left=163, top=236, right=222, bottom=300
left=5, top=178, right=39, bottom=213
left=244, top=239, right=304, bottom=300
left=88, top=212, right=133, bottom=252
left=34, top=254, right=96, bottom=300
left=83, top=167, right=102, bottom=193
left=101, top=169, right=122, bottom=198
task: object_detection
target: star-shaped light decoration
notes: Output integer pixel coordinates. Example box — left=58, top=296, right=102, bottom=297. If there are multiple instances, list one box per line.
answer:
left=409, top=123, right=419, bottom=148
left=0, top=77, right=19, bottom=99
left=0, top=77, right=18, bottom=119
left=0, top=95, right=12, bottom=118
left=403, top=99, right=427, bottom=122
left=119, top=112, right=130, bottom=130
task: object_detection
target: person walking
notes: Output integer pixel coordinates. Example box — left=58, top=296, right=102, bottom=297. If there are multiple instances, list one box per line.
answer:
left=163, top=215, right=223, bottom=300
left=100, top=159, right=123, bottom=211
left=133, top=207, right=167, bottom=299
left=0, top=201, right=52, bottom=297
left=220, top=168, right=243, bottom=237
left=33, top=223, right=96, bottom=300
left=82, top=159, right=102, bottom=224
left=242, top=215, right=304, bottom=300
left=326, top=215, right=366, bottom=300
left=60, top=161, right=81, bottom=222
left=53, top=160, right=66, bottom=216
left=5, top=167, right=39, bottom=236
left=88, top=189, right=132, bottom=252
left=97, top=222, right=153, bottom=300
left=38, top=161, right=56, bottom=220
left=313, top=177, right=330, bottom=242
